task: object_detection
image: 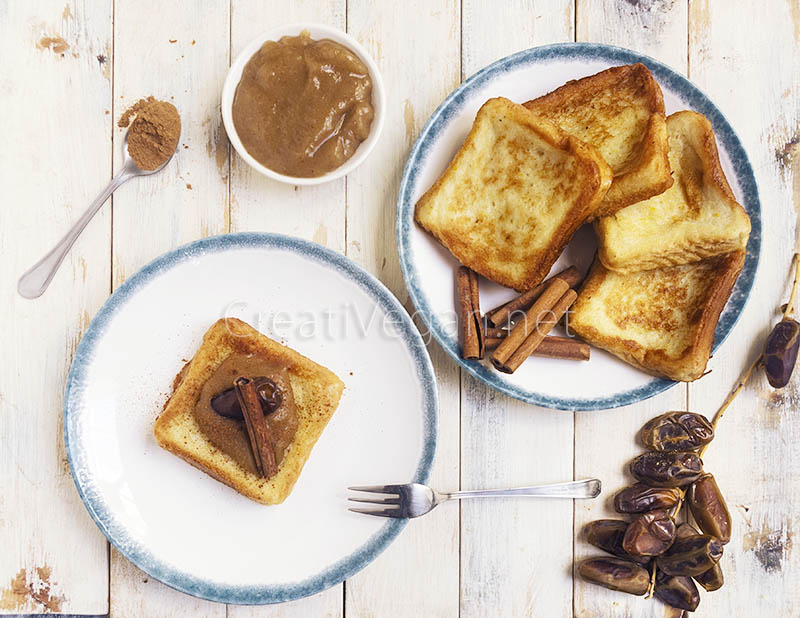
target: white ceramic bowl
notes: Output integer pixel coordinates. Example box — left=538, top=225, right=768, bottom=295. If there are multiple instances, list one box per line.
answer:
left=222, top=23, right=386, bottom=186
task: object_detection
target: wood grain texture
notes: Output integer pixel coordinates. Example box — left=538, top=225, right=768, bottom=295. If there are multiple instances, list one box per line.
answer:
left=686, top=0, right=800, bottom=615
left=109, top=0, right=230, bottom=615
left=110, top=0, right=230, bottom=286
left=573, top=2, right=689, bottom=617
left=227, top=1, right=346, bottom=616
left=0, top=0, right=112, bottom=613
left=459, top=3, right=575, bottom=617
left=343, top=2, right=461, bottom=617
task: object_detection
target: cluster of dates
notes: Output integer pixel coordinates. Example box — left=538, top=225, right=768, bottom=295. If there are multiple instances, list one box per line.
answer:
left=578, top=411, right=732, bottom=613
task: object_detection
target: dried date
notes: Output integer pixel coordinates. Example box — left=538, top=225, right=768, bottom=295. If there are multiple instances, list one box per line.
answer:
left=622, top=509, right=676, bottom=557
left=640, top=412, right=714, bottom=451
left=655, top=571, right=700, bottom=612
left=585, top=520, right=650, bottom=564
left=764, top=318, right=800, bottom=388
left=688, top=473, right=732, bottom=544
left=577, top=557, right=650, bottom=596
left=614, top=483, right=682, bottom=514
left=657, top=533, right=724, bottom=577
left=630, top=451, right=703, bottom=488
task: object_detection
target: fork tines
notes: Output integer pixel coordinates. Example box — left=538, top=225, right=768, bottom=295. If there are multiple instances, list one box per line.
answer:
left=347, top=485, right=403, bottom=493
left=347, top=485, right=403, bottom=517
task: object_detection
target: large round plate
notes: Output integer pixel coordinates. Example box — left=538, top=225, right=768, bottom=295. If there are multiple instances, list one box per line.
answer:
left=64, top=233, right=437, bottom=604
left=397, top=43, right=761, bottom=411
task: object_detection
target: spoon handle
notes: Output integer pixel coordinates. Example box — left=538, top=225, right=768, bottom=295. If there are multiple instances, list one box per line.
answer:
left=17, top=168, right=134, bottom=299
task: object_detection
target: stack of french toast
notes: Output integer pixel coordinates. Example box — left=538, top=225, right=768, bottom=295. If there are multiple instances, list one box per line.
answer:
left=415, top=63, right=751, bottom=382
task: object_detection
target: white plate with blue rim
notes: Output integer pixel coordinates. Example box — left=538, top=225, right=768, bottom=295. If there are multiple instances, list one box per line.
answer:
left=64, top=233, right=437, bottom=604
left=397, top=43, right=761, bottom=411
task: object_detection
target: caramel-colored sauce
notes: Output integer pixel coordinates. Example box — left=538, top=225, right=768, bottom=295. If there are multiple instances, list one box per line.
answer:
left=194, top=354, right=298, bottom=474
left=232, top=30, right=374, bottom=177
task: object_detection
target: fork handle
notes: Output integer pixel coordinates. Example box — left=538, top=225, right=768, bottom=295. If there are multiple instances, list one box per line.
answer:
left=446, top=478, right=601, bottom=500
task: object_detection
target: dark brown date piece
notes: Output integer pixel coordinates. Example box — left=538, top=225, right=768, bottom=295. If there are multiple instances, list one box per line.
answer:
left=694, top=563, right=724, bottom=591
left=640, top=412, right=714, bottom=451
left=764, top=318, right=800, bottom=388
left=675, top=522, right=698, bottom=540
left=675, top=523, right=725, bottom=591
left=210, top=376, right=283, bottom=419
left=584, top=520, right=649, bottom=564
left=622, top=509, right=676, bottom=557
left=688, top=473, right=732, bottom=543
left=577, top=557, right=650, bottom=596
left=655, top=571, right=700, bottom=612
left=614, top=483, right=682, bottom=514
left=630, top=451, right=703, bottom=487
left=657, top=534, right=724, bottom=577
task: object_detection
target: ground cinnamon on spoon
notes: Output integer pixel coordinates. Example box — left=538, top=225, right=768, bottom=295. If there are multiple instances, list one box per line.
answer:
left=118, top=96, right=181, bottom=170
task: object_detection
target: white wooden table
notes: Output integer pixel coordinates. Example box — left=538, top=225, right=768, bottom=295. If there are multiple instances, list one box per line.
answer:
left=3, top=1, right=799, bottom=616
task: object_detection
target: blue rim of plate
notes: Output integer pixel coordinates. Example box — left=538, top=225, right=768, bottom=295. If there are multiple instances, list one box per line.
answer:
left=64, top=232, right=439, bottom=604
left=396, top=42, right=762, bottom=411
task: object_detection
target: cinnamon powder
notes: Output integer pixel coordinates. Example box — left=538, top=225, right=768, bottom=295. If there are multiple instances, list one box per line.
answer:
left=118, top=96, right=181, bottom=170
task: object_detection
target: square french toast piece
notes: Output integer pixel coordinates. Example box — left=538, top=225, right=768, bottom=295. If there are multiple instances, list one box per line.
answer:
left=525, top=63, right=672, bottom=217
left=570, top=251, right=745, bottom=382
left=595, top=111, right=751, bottom=273
left=415, top=97, right=612, bottom=291
left=154, top=318, right=344, bottom=505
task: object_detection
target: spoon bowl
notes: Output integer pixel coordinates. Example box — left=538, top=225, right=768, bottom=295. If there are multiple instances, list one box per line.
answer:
left=120, top=131, right=176, bottom=176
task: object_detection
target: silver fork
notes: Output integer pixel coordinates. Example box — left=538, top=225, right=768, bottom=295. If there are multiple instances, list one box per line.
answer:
left=348, top=478, right=601, bottom=518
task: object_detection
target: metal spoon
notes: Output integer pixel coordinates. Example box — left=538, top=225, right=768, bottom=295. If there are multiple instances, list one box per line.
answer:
left=17, top=132, right=176, bottom=299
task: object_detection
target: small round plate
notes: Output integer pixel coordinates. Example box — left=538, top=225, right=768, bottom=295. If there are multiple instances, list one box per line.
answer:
left=397, top=43, right=761, bottom=411
left=64, top=233, right=437, bottom=604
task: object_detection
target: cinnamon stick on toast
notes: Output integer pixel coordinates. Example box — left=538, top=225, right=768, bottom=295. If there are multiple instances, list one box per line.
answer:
left=234, top=377, right=279, bottom=478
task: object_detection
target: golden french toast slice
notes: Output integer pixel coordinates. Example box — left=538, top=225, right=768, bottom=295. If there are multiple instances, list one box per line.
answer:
left=569, top=251, right=745, bottom=382
left=525, top=63, right=672, bottom=217
left=415, top=97, right=612, bottom=291
left=595, top=111, right=751, bottom=273
left=154, top=318, right=344, bottom=505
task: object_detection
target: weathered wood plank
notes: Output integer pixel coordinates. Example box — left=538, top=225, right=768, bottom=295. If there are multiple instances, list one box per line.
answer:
left=459, top=2, right=575, bottom=617
left=109, top=0, right=230, bottom=615
left=686, top=0, right=800, bottom=615
left=573, top=2, right=689, bottom=617
left=227, top=1, right=346, bottom=616
left=343, top=1, right=461, bottom=617
left=0, top=0, right=112, bottom=613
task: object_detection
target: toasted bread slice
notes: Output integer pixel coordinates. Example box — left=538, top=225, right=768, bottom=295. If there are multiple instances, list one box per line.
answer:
left=569, top=251, right=745, bottom=382
left=154, top=318, right=344, bottom=505
left=415, top=97, right=612, bottom=291
left=524, top=63, right=672, bottom=217
left=595, top=111, right=751, bottom=273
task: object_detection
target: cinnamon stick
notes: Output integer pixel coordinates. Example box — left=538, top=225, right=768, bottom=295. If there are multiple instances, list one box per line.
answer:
left=497, top=289, right=578, bottom=373
left=234, top=377, right=278, bottom=478
left=456, top=266, right=484, bottom=359
left=490, top=277, right=570, bottom=365
left=491, top=278, right=578, bottom=373
left=468, top=268, right=485, bottom=357
left=484, top=334, right=590, bottom=361
left=486, top=266, right=582, bottom=327
left=484, top=325, right=509, bottom=339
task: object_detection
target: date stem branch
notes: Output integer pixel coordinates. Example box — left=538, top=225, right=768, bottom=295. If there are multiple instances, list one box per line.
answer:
left=782, top=253, right=800, bottom=319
